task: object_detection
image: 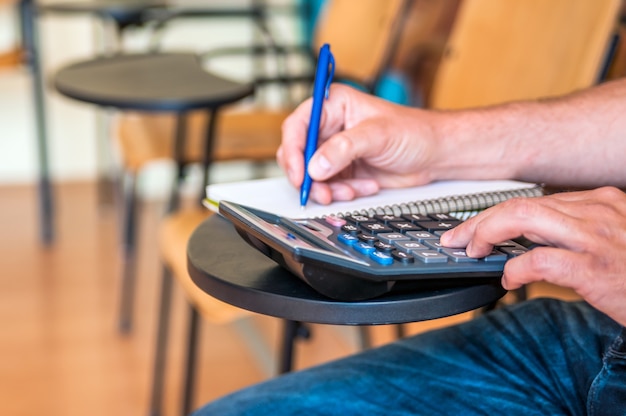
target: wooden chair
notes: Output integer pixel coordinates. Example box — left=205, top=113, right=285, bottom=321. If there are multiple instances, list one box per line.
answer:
left=426, top=0, right=620, bottom=306
left=145, top=1, right=413, bottom=415
left=428, top=0, right=621, bottom=109
left=113, top=0, right=411, bottom=336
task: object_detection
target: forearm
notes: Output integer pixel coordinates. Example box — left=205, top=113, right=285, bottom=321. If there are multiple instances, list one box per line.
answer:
left=428, top=78, right=626, bottom=188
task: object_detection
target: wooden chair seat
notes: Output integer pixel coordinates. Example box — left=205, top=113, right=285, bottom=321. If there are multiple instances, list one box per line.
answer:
left=158, top=208, right=250, bottom=325
left=116, top=110, right=288, bottom=172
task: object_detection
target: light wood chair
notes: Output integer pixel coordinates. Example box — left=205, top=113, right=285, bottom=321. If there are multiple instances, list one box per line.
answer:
left=113, top=0, right=411, bottom=336
left=145, top=2, right=414, bottom=415
left=426, top=0, right=620, bottom=306
left=428, top=0, right=621, bottom=109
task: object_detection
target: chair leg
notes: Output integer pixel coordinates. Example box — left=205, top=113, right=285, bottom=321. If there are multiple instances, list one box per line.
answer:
left=277, top=320, right=311, bottom=374
left=357, top=326, right=372, bottom=350
left=118, top=171, right=139, bottom=333
left=395, top=324, right=406, bottom=339
left=148, top=266, right=174, bottom=416
left=182, top=303, right=201, bottom=416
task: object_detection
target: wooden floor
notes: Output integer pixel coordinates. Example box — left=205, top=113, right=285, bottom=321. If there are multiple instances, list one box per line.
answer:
left=0, top=181, right=581, bottom=416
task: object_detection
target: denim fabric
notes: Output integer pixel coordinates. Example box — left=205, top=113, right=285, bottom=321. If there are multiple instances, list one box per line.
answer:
left=193, top=298, right=625, bottom=416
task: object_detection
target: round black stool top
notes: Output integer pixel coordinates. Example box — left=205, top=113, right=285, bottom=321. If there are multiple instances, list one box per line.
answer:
left=40, top=0, right=166, bottom=25
left=187, top=215, right=507, bottom=326
left=54, top=53, right=254, bottom=111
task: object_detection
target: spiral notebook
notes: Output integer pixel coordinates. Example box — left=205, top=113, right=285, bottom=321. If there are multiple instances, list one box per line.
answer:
left=205, top=176, right=543, bottom=219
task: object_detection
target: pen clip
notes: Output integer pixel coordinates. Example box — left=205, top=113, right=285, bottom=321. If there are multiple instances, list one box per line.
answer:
left=324, top=53, right=335, bottom=99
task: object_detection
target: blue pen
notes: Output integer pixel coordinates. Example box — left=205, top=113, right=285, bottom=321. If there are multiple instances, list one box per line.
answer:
left=300, top=43, right=335, bottom=209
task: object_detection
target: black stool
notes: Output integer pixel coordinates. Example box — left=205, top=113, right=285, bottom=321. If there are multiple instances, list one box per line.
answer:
left=54, top=52, right=254, bottom=334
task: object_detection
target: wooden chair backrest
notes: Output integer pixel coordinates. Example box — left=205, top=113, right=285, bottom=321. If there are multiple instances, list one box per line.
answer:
left=312, top=0, right=411, bottom=90
left=429, top=0, right=621, bottom=109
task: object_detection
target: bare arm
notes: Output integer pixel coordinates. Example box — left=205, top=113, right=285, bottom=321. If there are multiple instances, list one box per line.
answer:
left=430, top=78, right=626, bottom=188
left=278, top=79, right=626, bottom=204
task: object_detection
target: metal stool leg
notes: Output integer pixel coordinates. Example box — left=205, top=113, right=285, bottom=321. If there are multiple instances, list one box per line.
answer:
left=20, top=0, right=54, bottom=245
left=118, top=171, right=138, bottom=333
left=148, top=267, right=174, bottom=416
left=181, top=304, right=201, bottom=416
left=278, top=320, right=311, bottom=374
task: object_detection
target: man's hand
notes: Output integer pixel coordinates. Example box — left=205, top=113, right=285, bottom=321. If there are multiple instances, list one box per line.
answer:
left=440, top=187, right=626, bottom=326
left=277, top=84, right=438, bottom=205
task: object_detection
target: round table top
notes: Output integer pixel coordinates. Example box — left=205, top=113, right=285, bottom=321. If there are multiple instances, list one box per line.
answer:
left=39, top=0, right=269, bottom=24
left=39, top=0, right=166, bottom=23
left=187, top=214, right=507, bottom=325
left=54, top=53, right=254, bottom=111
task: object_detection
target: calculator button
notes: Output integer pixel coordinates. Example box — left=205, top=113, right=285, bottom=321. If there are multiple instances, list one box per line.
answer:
left=498, top=246, right=528, bottom=257
left=402, top=213, right=430, bottom=223
left=414, top=250, right=449, bottom=263
left=362, top=223, right=393, bottom=234
left=391, top=250, right=415, bottom=264
left=423, top=240, right=444, bottom=251
left=353, top=241, right=376, bottom=255
left=440, top=248, right=478, bottom=263
left=324, top=215, right=346, bottom=227
left=495, top=240, right=522, bottom=247
left=416, top=220, right=462, bottom=232
left=369, top=250, right=394, bottom=265
left=374, top=214, right=403, bottom=224
left=405, top=230, right=438, bottom=241
left=345, top=215, right=376, bottom=225
left=357, top=233, right=378, bottom=245
left=394, top=241, right=428, bottom=252
left=377, top=233, right=409, bottom=244
left=373, top=241, right=395, bottom=253
left=337, top=233, right=359, bottom=245
left=341, top=224, right=360, bottom=235
left=483, top=249, right=508, bottom=262
left=389, top=222, right=423, bottom=233
left=429, top=213, right=458, bottom=221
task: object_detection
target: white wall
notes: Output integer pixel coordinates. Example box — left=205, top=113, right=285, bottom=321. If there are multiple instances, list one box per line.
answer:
left=0, top=0, right=300, bottom=194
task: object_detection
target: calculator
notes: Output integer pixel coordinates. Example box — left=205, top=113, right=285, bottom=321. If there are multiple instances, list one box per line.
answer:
left=218, top=200, right=529, bottom=301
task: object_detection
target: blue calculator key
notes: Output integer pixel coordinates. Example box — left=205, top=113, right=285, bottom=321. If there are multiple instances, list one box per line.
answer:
left=337, top=233, right=359, bottom=245
left=370, top=250, right=394, bottom=265
left=353, top=241, right=376, bottom=255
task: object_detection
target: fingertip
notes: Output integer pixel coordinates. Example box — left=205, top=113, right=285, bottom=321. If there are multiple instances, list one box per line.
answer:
left=439, top=229, right=453, bottom=246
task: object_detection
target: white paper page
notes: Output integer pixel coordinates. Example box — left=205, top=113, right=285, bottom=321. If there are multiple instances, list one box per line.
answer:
left=206, top=176, right=538, bottom=218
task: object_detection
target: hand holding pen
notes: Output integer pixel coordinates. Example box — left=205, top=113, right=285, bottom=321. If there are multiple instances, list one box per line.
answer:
left=300, top=43, right=335, bottom=209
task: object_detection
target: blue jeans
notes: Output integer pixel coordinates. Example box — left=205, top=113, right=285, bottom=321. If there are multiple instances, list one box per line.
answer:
left=193, top=298, right=626, bottom=415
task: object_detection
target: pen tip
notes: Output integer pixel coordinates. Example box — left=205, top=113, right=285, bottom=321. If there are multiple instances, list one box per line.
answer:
left=300, top=205, right=306, bottom=211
